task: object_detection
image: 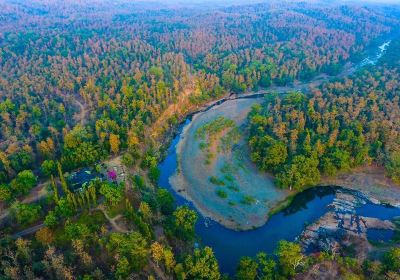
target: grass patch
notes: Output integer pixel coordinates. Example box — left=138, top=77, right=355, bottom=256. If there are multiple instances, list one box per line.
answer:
left=227, top=185, right=240, bottom=192
left=195, top=116, right=235, bottom=140
left=224, top=174, right=235, bottom=182
left=199, top=142, right=208, bottom=150
left=216, top=189, right=228, bottom=199
left=228, top=201, right=236, bottom=206
left=219, top=127, right=241, bottom=152
left=106, top=200, right=126, bottom=218
left=209, top=176, right=225, bottom=186
left=240, top=195, right=256, bottom=205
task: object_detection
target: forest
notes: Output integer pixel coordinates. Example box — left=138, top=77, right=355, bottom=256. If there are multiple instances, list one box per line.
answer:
left=248, top=40, right=400, bottom=190
left=0, top=0, right=400, bottom=279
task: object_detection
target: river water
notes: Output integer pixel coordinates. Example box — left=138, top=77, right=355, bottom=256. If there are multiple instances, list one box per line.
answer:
left=157, top=40, right=398, bottom=274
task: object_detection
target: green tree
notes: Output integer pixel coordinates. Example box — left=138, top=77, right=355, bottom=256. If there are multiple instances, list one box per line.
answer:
left=41, top=160, right=57, bottom=177
left=55, top=198, right=75, bottom=218
left=10, top=170, right=37, bottom=195
left=99, top=182, right=123, bottom=206
left=184, top=247, right=221, bottom=280
left=44, top=211, right=59, bottom=228
left=11, top=202, right=41, bottom=226
left=276, top=241, right=305, bottom=277
left=236, top=256, right=258, bottom=280
left=173, top=206, right=198, bottom=240
left=384, top=248, right=400, bottom=272
left=386, top=151, right=400, bottom=184
left=157, top=188, right=175, bottom=215
left=0, top=184, right=11, bottom=202
left=276, top=155, right=320, bottom=190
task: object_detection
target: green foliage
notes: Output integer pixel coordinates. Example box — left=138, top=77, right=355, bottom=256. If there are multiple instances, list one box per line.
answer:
left=104, top=231, right=149, bottom=272
left=184, top=247, right=221, bottom=280
left=173, top=206, right=198, bottom=241
left=41, top=160, right=57, bottom=177
left=276, top=241, right=306, bottom=277
left=276, top=155, right=320, bottom=190
left=44, top=211, right=59, bottom=228
left=383, top=248, right=400, bottom=272
left=209, top=176, right=225, bottom=186
left=196, top=117, right=235, bottom=140
left=55, top=198, right=75, bottom=218
left=216, top=189, right=228, bottom=199
left=10, top=170, right=37, bottom=195
left=148, top=166, right=160, bottom=183
left=240, top=195, right=256, bottom=205
left=99, top=182, right=123, bottom=206
left=386, top=151, right=400, bottom=184
left=157, top=188, right=175, bottom=215
left=64, top=222, right=90, bottom=241
left=11, top=202, right=41, bottom=226
left=0, top=184, right=11, bottom=202
left=236, top=257, right=258, bottom=280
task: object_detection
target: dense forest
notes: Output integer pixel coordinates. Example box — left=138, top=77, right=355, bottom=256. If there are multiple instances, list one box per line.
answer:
left=248, top=40, right=400, bottom=190
left=0, top=0, right=400, bottom=279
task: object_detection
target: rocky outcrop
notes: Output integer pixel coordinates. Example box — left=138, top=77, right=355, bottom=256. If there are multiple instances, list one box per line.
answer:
left=300, top=189, right=396, bottom=260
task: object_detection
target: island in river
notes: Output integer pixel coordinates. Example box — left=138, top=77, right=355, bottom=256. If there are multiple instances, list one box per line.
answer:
left=170, top=97, right=287, bottom=230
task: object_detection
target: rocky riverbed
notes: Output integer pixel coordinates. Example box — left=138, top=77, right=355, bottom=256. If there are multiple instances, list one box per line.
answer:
left=300, top=189, right=399, bottom=260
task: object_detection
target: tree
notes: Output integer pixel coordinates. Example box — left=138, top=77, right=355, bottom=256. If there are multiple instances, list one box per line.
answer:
left=105, top=232, right=149, bottom=272
left=150, top=242, right=164, bottom=266
left=115, top=256, right=130, bottom=279
left=99, top=182, right=123, bottom=206
left=36, top=227, right=54, bottom=245
left=184, top=247, right=221, bottom=280
left=41, top=160, right=57, bottom=177
left=44, top=211, right=59, bottom=228
left=0, top=184, right=11, bottom=202
left=276, top=155, right=320, bottom=190
left=55, top=198, right=75, bottom=218
left=139, top=202, right=152, bottom=221
left=10, top=170, right=37, bottom=195
left=109, top=133, right=120, bottom=154
left=11, top=202, right=41, bottom=226
left=157, top=188, right=175, bottom=215
left=236, top=257, right=258, bottom=280
left=276, top=241, right=305, bottom=277
left=164, top=248, right=176, bottom=272
left=384, top=248, right=400, bottom=272
left=386, top=151, right=400, bottom=184
left=173, top=206, right=198, bottom=240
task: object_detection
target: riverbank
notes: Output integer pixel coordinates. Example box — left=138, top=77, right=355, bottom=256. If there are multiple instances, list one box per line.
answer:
left=169, top=97, right=288, bottom=230
left=320, top=165, right=400, bottom=207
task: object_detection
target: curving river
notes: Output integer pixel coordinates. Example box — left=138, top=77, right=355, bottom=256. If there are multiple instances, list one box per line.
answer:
left=157, top=40, right=399, bottom=274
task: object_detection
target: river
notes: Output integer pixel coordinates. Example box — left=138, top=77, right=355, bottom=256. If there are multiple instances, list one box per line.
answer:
left=157, top=40, right=398, bottom=274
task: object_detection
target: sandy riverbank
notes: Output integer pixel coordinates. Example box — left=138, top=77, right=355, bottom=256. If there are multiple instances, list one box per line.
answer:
left=169, top=97, right=289, bottom=230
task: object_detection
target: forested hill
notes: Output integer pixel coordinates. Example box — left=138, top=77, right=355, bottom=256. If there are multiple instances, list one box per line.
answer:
left=0, top=1, right=399, bottom=186
left=248, top=39, right=400, bottom=190
left=0, top=1, right=400, bottom=280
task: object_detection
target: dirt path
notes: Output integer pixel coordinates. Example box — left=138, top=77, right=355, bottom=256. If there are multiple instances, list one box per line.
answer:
left=149, top=260, right=170, bottom=280
left=0, top=182, right=49, bottom=221
left=12, top=223, right=44, bottom=238
left=74, top=99, right=88, bottom=126
left=97, top=205, right=128, bottom=233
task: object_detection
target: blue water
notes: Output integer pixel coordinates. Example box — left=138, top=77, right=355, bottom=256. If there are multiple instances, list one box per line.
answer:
left=356, top=203, right=400, bottom=221
left=367, top=229, right=395, bottom=243
left=158, top=121, right=335, bottom=274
